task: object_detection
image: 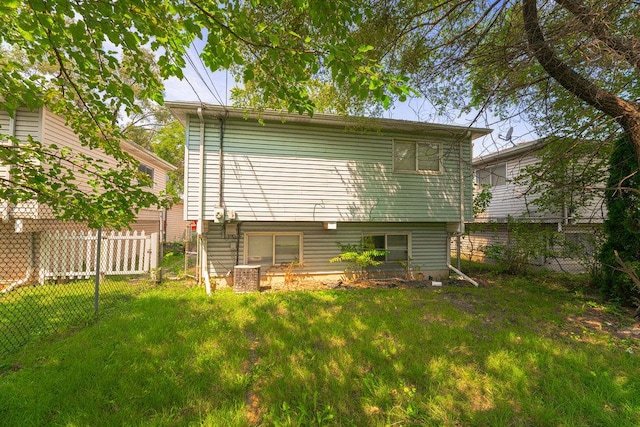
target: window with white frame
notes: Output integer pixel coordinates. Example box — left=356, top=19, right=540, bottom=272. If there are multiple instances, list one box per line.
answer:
left=394, top=140, right=441, bottom=172
left=363, top=233, right=409, bottom=262
left=476, top=163, right=506, bottom=186
left=245, top=233, right=302, bottom=265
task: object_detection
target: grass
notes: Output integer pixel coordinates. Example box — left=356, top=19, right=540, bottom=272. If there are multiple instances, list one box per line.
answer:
left=1, top=270, right=639, bottom=426
left=0, top=276, right=149, bottom=355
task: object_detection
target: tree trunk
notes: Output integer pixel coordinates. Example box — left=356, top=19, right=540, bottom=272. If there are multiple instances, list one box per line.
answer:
left=522, top=0, right=640, bottom=166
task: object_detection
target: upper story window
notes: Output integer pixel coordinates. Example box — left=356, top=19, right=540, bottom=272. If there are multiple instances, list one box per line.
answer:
left=476, top=163, right=506, bottom=186
left=394, top=140, right=441, bottom=173
left=137, top=163, right=155, bottom=187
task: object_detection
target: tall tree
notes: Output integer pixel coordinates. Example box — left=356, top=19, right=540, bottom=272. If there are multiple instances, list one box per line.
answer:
left=150, top=119, right=185, bottom=197
left=1, top=0, right=410, bottom=228
left=228, top=1, right=639, bottom=210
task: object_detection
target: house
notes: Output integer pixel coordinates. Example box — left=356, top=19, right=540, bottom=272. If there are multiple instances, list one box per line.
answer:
left=165, top=199, right=190, bottom=243
left=0, top=107, right=176, bottom=285
left=167, top=102, right=491, bottom=289
left=459, top=139, right=606, bottom=272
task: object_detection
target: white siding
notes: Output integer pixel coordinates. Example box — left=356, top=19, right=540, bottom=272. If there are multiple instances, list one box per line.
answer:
left=185, top=115, right=221, bottom=220
left=7, top=109, right=43, bottom=219
left=485, top=153, right=546, bottom=219
left=0, top=111, right=12, bottom=183
left=476, top=150, right=606, bottom=223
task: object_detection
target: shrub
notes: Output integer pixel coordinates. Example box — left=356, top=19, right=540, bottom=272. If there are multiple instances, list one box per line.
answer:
left=599, top=136, right=640, bottom=304
left=484, top=217, right=558, bottom=275
left=330, top=243, right=388, bottom=279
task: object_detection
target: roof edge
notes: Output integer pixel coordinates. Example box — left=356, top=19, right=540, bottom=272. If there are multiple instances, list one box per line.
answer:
left=473, top=139, right=548, bottom=165
left=165, top=101, right=492, bottom=140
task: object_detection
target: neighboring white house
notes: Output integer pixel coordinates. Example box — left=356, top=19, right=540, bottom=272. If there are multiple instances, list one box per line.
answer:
left=167, top=102, right=491, bottom=288
left=0, top=107, right=177, bottom=285
left=459, top=139, right=606, bottom=272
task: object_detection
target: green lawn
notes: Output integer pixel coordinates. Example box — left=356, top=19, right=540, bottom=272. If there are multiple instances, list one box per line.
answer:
left=1, top=272, right=639, bottom=426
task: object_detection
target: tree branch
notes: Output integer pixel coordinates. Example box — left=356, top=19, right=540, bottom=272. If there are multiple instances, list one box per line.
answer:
left=555, top=0, right=640, bottom=73
left=522, top=0, right=640, bottom=166
left=613, top=250, right=640, bottom=316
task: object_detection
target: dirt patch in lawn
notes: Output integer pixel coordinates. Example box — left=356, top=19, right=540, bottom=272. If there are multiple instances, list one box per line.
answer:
left=261, top=277, right=479, bottom=293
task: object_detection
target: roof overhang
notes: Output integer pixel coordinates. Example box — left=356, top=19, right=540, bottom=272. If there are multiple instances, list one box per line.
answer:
left=165, top=101, right=492, bottom=140
left=473, top=139, right=548, bottom=166
left=121, top=139, right=177, bottom=171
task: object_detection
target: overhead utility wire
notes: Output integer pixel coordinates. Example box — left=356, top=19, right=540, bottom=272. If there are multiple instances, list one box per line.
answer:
left=192, top=42, right=228, bottom=109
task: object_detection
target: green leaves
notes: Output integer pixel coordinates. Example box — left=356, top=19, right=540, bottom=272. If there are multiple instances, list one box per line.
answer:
left=2, top=0, right=416, bottom=227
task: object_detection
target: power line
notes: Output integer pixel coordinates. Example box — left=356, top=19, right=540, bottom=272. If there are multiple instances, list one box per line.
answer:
left=191, top=42, right=227, bottom=107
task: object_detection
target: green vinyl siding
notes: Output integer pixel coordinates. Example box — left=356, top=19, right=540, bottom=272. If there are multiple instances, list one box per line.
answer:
left=185, top=115, right=473, bottom=223
left=204, top=222, right=449, bottom=278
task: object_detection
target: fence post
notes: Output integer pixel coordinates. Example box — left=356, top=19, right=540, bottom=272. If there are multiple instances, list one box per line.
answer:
left=149, top=232, right=159, bottom=282
left=94, top=227, right=102, bottom=315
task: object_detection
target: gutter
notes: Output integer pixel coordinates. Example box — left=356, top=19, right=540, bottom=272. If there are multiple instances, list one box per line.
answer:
left=165, top=102, right=492, bottom=140
left=458, top=131, right=469, bottom=235
left=197, top=107, right=212, bottom=295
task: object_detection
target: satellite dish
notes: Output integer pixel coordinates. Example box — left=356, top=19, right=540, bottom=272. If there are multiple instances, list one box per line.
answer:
left=505, top=127, right=513, bottom=140
left=499, top=127, right=514, bottom=141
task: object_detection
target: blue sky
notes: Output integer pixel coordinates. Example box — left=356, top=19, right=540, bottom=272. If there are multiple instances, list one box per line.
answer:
left=163, top=50, right=538, bottom=158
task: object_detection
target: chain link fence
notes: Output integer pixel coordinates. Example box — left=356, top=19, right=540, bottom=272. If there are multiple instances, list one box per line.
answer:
left=185, top=227, right=198, bottom=281
left=451, top=218, right=604, bottom=275
left=1, top=205, right=160, bottom=356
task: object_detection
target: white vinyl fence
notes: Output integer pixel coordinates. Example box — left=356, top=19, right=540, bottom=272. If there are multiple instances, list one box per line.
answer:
left=39, top=230, right=158, bottom=283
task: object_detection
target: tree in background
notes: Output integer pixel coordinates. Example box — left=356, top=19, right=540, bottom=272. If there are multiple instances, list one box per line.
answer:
left=150, top=119, right=185, bottom=197
left=229, top=1, right=640, bottom=294
left=4, top=0, right=639, bottom=237
left=599, top=137, right=640, bottom=305
left=231, top=1, right=639, bottom=234
left=1, top=1, right=410, bottom=228
left=122, top=105, right=184, bottom=197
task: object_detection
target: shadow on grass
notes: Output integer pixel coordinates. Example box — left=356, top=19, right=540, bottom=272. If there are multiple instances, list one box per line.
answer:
left=1, top=281, right=639, bottom=426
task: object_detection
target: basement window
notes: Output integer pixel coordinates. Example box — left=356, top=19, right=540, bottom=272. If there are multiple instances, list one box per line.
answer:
left=245, top=233, right=302, bottom=266
left=363, top=233, right=410, bottom=262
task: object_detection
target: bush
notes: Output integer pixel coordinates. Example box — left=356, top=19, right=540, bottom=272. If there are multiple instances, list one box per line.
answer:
left=329, top=242, right=388, bottom=279
left=599, top=136, right=640, bottom=304
left=484, top=217, right=558, bottom=275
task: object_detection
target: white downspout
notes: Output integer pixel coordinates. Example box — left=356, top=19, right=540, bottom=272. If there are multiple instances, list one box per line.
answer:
left=449, top=131, right=479, bottom=286
left=459, top=131, right=469, bottom=235
left=197, top=107, right=212, bottom=295
left=455, top=132, right=469, bottom=270
left=448, top=263, right=479, bottom=287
